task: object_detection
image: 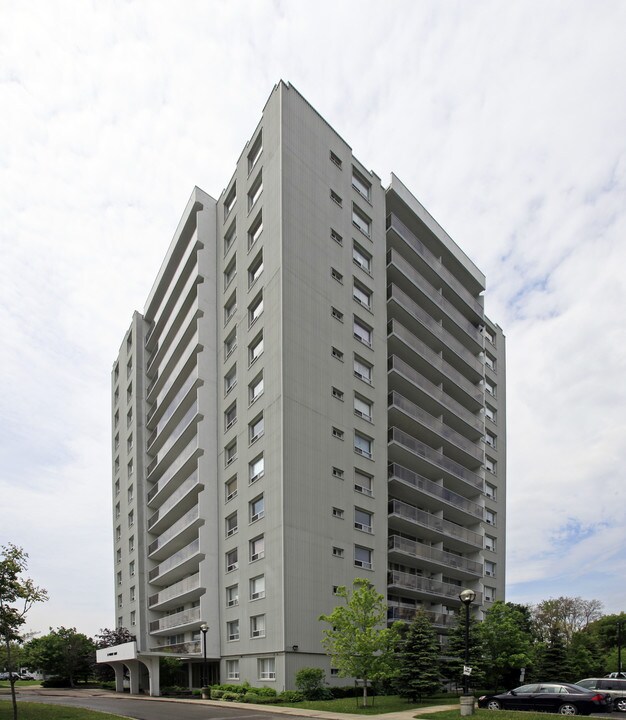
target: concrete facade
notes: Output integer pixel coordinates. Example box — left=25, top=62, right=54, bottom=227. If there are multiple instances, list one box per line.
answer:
left=105, top=81, right=506, bottom=695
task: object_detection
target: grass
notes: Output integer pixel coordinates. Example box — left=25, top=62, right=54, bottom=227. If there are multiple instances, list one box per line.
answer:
left=277, top=694, right=457, bottom=714
left=0, top=701, right=127, bottom=720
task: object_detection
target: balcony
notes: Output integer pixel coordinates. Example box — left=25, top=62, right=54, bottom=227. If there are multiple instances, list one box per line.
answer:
left=146, top=402, right=200, bottom=481
left=149, top=639, right=201, bottom=655
left=147, top=299, right=200, bottom=383
left=386, top=213, right=484, bottom=318
left=148, top=572, right=201, bottom=611
left=147, top=329, right=201, bottom=401
left=388, top=569, right=482, bottom=604
left=147, top=437, right=200, bottom=506
left=147, top=376, right=200, bottom=454
left=148, top=506, right=202, bottom=560
left=388, top=534, right=483, bottom=577
left=148, top=351, right=200, bottom=428
left=387, top=604, right=459, bottom=628
left=388, top=499, right=482, bottom=549
left=148, top=538, right=202, bottom=586
left=389, top=427, right=483, bottom=492
left=149, top=606, right=201, bottom=634
left=148, top=471, right=201, bottom=533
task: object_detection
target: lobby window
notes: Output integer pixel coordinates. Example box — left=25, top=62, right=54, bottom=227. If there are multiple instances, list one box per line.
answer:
left=354, top=355, right=372, bottom=384
left=485, top=560, right=496, bottom=577
left=225, top=402, right=237, bottom=431
left=248, top=292, right=264, bottom=327
left=352, top=205, right=371, bottom=237
left=330, top=150, right=342, bottom=169
left=353, top=280, right=372, bottom=310
left=225, top=474, right=238, bottom=502
left=250, top=535, right=265, bottom=562
left=485, top=509, right=497, bottom=527
left=258, top=657, right=275, bottom=680
left=249, top=414, right=264, bottom=444
left=225, top=329, right=237, bottom=359
left=485, top=535, right=497, bottom=552
left=225, top=364, right=237, bottom=396
left=353, top=242, right=371, bottom=273
left=226, top=511, right=238, bottom=538
left=330, top=189, right=343, bottom=207
left=224, top=183, right=236, bottom=219
left=352, top=168, right=371, bottom=201
left=227, top=619, right=239, bottom=642
left=248, top=171, right=263, bottom=210
left=248, top=131, right=263, bottom=173
left=354, top=431, right=372, bottom=459
left=226, top=584, right=239, bottom=607
left=354, top=508, right=373, bottom=533
left=249, top=332, right=264, bottom=366
left=248, top=250, right=264, bottom=288
left=226, top=548, right=238, bottom=572
left=354, top=545, right=373, bottom=570
left=249, top=454, right=264, bottom=484
left=250, top=494, right=265, bottom=523
left=224, top=257, right=237, bottom=291
left=354, top=394, right=373, bottom=422
left=224, top=291, right=237, bottom=325
left=354, top=469, right=373, bottom=496
left=353, top=317, right=372, bottom=347
left=250, top=574, right=265, bottom=600
left=249, top=372, right=264, bottom=405
left=248, top=211, right=263, bottom=249
left=250, top=614, right=266, bottom=638
left=226, top=659, right=240, bottom=680
left=224, top=219, right=236, bottom=255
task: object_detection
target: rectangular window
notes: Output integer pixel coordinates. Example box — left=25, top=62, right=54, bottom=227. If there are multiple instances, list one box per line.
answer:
left=114, top=410, right=119, bottom=429
left=227, top=619, right=239, bottom=641
left=224, top=291, right=237, bottom=326
left=332, top=427, right=344, bottom=440
left=331, top=267, right=343, bottom=284
left=485, top=482, right=497, bottom=500
left=250, top=535, right=265, bottom=562
left=114, top=432, right=119, bottom=450
left=128, top=535, right=134, bottom=552
left=485, top=328, right=495, bottom=345
left=225, top=364, right=237, bottom=396
left=354, top=394, right=373, bottom=421
left=226, top=511, right=238, bottom=537
left=485, top=509, right=496, bottom=527
left=250, top=494, right=265, bottom=523
left=485, top=457, right=496, bottom=475
left=115, top=502, right=120, bottom=519
left=224, top=258, right=237, bottom=290
left=485, top=404, right=496, bottom=423
left=126, top=382, right=132, bottom=402
left=485, top=535, right=497, bottom=552
left=226, top=548, right=238, bottom=572
left=117, top=571, right=122, bottom=586
left=249, top=332, right=264, bottom=366
left=129, top=560, right=135, bottom=576
left=249, top=414, right=264, bottom=444
left=225, top=402, right=237, bottom=431
left=258, top=657, right=275, bottom=681
left=250, top=614, right=266, bottom=638
left=248, top=292, right=264, bottom=327
left=127, top=433, right=133, bottom=452
left=352, top=168, right=371, bottom=200
left=332, top=466, right=344, bottom=478
left=249, top=454, right=265, bottom=484
left=330, top=150, right=342, bottom=168
left=248, top=251, right=264, bottom=288
left=224, top=219, right=236, bottom=255
left=225, top=439, right=237, bottom=466
left=130, top=586, right=135, bottom=602
left=332, top=546, right=344, bottom=558
left=332, top=507, right=344, bottom=519
left=248, top=131, right=263, bottom=173
left=250, top=574, right=265, bottom=600
left=354, top=431, right=372, bottom=459
left=354, top=355, right=372, bottom=384
left=353, top=318, right=372, bottom=347
left=115, top=479, right=120, bottom=496
left=331, top=347, right=344, bottom=361
left=126, top=358, right=132, bottom=377
left=485, top=560, right=496, bottom=577
left=130, top=610, right=136, bottom=626
left=127, top=459, right=134, bottom=478
left=115, top=525, right=121, bottom=541
left=248, top=172, right=263, bottom=210
left=226, top=659, right=240, bottom=680
left=330, top=189, right=343, bottom=206
left=116, top=548, right=122, bottom=564
left=332, top=387, right=344, bottom=401
left=114, top=387, right=119, bottom=405
left=224, top=329, right=237, bottom=359
left=248, top=211, right=263, bottom=249
left=331, top=228, right=343, bottom=245
left=226, top=584, right=239, bottom=607
left=126, top=408, right=132, bottom=427
left=353, top=242, right=371, bottom=273
left=128, top=510, right=134, bottom=528
left=249, top=373, right=264, bottom=405
left=352, top=205, right=371, bottom=237
left=354, top=545, right=372, bottom=569
left=485, top=353, right=496, bottom=371
left=354, top=469, right=373, bottom=496
left=224, top=183, right=237, bottom=219
left=353, top=280, right=372, bottom=309
left=485, top=431, right=496, bottom=448
left=354, top=508, right=373, bottom=533
left=331, top=307, right=344, bottom=322
left=485, top=586, right=496, bottom=602
left=485, top=379, right=496, bottom=396
left=225, top=475, right=238, bottom=502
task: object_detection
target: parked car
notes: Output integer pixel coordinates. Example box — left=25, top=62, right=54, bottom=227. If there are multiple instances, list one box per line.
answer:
left=479, top=682, right=613, bottom=715
left=0, top=672, right=22, bottom=681
left=577, top=677, right=626, bottom=712
left=18, top=673, right=35, bottom=680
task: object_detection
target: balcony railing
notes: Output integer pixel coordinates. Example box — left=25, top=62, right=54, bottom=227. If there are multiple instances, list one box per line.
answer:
left=387, top=605, right=458, bottom=627
left=148, top=572, right=200, bottom=608
left=389, top=427, right=483, bottom=490
left=388, top=499, right=482, bottom=547
left=147, top=372, right=199, bottom=450
left=388, top=534, right=483, bottom=576
left=148, top=505, right=200, bottom=554
left=149, top=640, right=201, bottom=654
left=387, top=569, right=483, bottom=603
left=148, top=471, right=200, bottom=529
left=148, top=538, right=200, bottom=582
left=147, top=437, right=199, bottom=504
left=147, top=402, right=199, bottom=478
left=149, top=606, right=201, bottom=633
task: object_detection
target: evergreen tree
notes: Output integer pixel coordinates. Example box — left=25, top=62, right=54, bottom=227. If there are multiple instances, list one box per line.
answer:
left=395, top=610, right=441, bottom=702
left=441, top=608, right=485, bottom=691
left=535, top=627, right=571, bottom=681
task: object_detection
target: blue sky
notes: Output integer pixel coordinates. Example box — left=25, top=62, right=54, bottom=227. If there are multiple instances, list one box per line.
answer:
left=1, top=0, right=626, bottom=637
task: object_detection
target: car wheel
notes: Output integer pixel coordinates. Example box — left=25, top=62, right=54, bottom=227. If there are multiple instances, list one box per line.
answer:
left=615, top=698, right=626, bottom=712
left=487, top=700, right=502, bottom=710
left=558, top=703, right=578, bottom=715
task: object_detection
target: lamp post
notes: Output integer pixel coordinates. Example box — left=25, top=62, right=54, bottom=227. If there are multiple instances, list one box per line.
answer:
left=459, top=588, right=476, bottom=715
left=618, top=620, right=623, bottom=677
left=200, top=623, right=208, bottom=689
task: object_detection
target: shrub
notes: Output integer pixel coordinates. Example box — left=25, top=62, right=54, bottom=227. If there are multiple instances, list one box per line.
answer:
left=221, top=691, right=244, bottom=701
left=41, top=678, right=71, bottom=688
left=99, top=681, right=115, bottom=690
left=279, top=690, right=304, bottom=702
left=295, top=667, right=330, bottom=700
left=210, top=689, right=224, bottom=699
left=253, top=686, right=277, bottom=698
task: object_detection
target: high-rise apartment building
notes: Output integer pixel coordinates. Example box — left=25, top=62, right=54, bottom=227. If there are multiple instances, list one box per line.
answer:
left=99, top=81, right=506, bottom=696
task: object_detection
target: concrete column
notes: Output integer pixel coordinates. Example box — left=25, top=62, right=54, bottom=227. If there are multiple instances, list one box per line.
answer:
left=124, top=660, right=141, bottom=695
left=139, top=656, right=161, bottom=697
left=112, top=665, right=124, bottom=693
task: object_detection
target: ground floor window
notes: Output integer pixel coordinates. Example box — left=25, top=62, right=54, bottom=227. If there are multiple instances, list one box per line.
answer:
left=257, top=657, right=275, bottom=680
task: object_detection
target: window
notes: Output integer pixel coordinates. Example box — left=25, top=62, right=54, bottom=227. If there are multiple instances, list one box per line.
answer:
left=117, top=593, right=123, bottom=609
left=250, top=574, right=265, bottom=600
left=226, top=584, right=239, bottom=607
left=352, top=168, right=371, bottom=201
left=225, top=364, right=237, bottom=396
left=115, top=479, right=120, bottom=496
left=485, top=353, right=496, bottom=371
left=331, top=307, right=344, bottom=322
left=130, top=586, right=135, bottom=602
left=330, top=189, right=343, bottom=206
left=225, top=439, right=237, bottom=466
left=116, top=571, right=122, bottom=586
left=332, top=427, right=344, bottom=440
left=248, top=251, right=264, bottom=288
left=485, top=431, right=496, bottom=448
left=331, top=267, right=343, bottom=284
left=226, top=659, right=240, bottom=680
left=227, top=619, right=239, bottom=641
left=352, top=205, right=371, bottom=237
left=354, top=355, right=372, bottom=384
left=485, top=482, right=497, bottom=500
left=248, top=292, right=263, bottom=327
left=485, top=509, right=496, bottom=527
left=225, top=475, right=238, bottom=502
left=114, top=410, right=119, bottom=429
left=114, top=432, right=119, bottom=450
left=248, top=172, right=263, bottom=210
left=224, top=219, right=236, bottom=255
left=127, top=433, right=133, bottom=452
left=485, top=379, right=496, bottom=397
left=224, top=258, right=236, bottom=290
left=332, top=546, right=344, bottom=558
left=354, top=469, right=373, bottom=496
left=249, top=332, right=264, bottom=366
left=127, top=459, right=134, bottom=477
left=248, top=131, right=263, bottom=172
left=353, top=280, right=372, bottom=310
left=331, top=228, right=343, bottom=245
left=115, top=502, right=120, bottom=519
left=115, top=525, right=121, bottom=541
left=354, top=431, right=372, bottom=459
left=330, top=150, right=342, bottom=168
left=249, top=454, right=265, bottom=484
left=126, top=408, right=133, bottom=427
left=330, top=668, right=340, bottom=677
left=126, top=358, right=132, bottom=377
left=114, top=456, right=120, bottom=473
left=485, top=560, right=496, bottom=577
left=485, top=457, right=496, bottom=475
left=332, top=585, right=340, bottom=595
left=485, top=535, right=497, bottom=552
left=224, top=402, right=237, bottom=431
left=130, top=610, right=136, bottom=626
left=248, top=211, right=263, bottom=249
left=226, top=511, right=238, bottom=537
left=485, top=327, right=495, bottom=345
left=117, top=616, right=123, bottom=628
left=114, top=387, right=119, bottom=405
left=249, top=373, right=264, bottom=405
left=128, top=535, right=134, bottom=552
left=332, top=387, right=344, bottom=401
left=128, top=510, right=134, bottom=528
left=114, top=363, right=119, bottom=381
left=485, top=404, right=496, bottom=423
left=258, top=657, right=275, bottom=680
left=250, top=614, right=266, bottom=638
left=485, top=586, right=496, bottom=602
left=354, top=508, right=373, bottom=533
left=250, top=535, right=265, bottom=562
left=249, top=414, right=264, bottom=444
left=331, top=347, right=344, bottom=361
left=250, top=495, right=265, bottom=523
left=354, top=545, right=372, bottom=569
left=353, top=318, right=372, bottom=347
left=116, top=548, right=122, bottom=564
left=126, top=382, right=132, bottom=402
left=226, top=548, right=238, bottom=572
left=129, top=560, right=135, bottom=577
left=224, top=291, right=237, bottom=325
left=354, top=394, right=373, bottom=422
left=332, top=507, right=344, bottom=519
left=353, top=242, right=371, bottom=273
left=224, top=183, right=237, bottom=219
left=332, top=466, right=344, bottom=478
left=224, top=329, right=237, bottom=359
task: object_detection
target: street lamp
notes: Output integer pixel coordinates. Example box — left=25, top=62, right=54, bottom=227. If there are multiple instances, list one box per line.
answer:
left=200, top=623, right=208, bottom=688
left=459, top=589, right=476, bottom=699
left=618, top=620, right=623, bottom=677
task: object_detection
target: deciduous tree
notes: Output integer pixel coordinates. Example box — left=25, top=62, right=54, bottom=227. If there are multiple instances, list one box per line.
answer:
left=532, top=597, right=603, bottom=644
left=23, top=627, right=94, bottom=687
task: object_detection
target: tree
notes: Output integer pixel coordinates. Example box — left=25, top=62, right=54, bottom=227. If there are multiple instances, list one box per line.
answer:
left=94, top=627, right=135, bottom=680
left=319, top=579, right=402, bottom=706
left=441, top=608, right=485, bottom=690
left=567, top=629, right=606, bottom=680
left=479, top=601, right=533, bottom=692
left=395, top=610, right=441, bottom=702
left=23, top=627, right=94, bottom=687
left=535, top=627, right=571, bottom=681
left=532, top=597, right=603, bottom=644
left=0, top=544, right=48, bottom=720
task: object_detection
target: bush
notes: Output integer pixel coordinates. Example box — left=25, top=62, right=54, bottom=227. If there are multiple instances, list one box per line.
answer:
left=161, top=685, right=192, bottom=696
left=329, top=685, right=362, bottom=698
left=295, top=667, right=331, bottom=700
left=41, top=678, right=71, bottom=688
left=99, top=681, right=115, bottom=690
left=253, top=686, right=277, bottom=698
left=278, top=690, right=304, bottom=702
left=221, top=691, right=245, bottom=701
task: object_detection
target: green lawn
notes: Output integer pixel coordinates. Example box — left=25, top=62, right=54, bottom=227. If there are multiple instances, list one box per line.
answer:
left=0, top=701, right=127, bottom=720
left=278, top=694, right=457, bottom=714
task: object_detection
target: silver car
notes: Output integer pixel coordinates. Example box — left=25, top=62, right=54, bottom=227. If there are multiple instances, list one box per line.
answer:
left=577, top=678, right=626, bottom=712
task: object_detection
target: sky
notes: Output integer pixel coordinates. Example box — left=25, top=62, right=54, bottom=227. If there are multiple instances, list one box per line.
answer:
left=1, top=0, right=625, bottom=639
